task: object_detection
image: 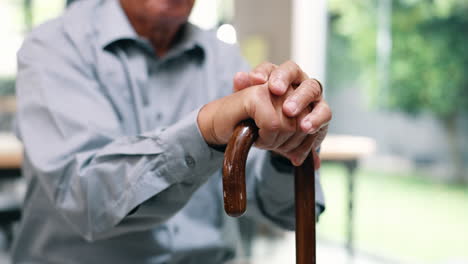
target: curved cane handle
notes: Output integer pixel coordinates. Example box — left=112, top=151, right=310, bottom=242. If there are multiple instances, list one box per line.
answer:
left=222, top=119, right=316, bottom=264
left=222, top=119, right=258, bottom=217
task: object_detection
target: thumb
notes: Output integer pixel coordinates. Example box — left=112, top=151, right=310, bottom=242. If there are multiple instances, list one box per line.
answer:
left=233, top=71, right=269, bottom=92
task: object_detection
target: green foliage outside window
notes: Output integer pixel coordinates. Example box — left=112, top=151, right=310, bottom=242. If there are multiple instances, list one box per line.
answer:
left=328, top=0, right=468, bottom=182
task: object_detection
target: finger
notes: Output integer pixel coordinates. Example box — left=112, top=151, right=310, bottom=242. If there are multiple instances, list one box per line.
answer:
left=249, top=62, right=277, bottom=84
left=268, top=60, right=309, bottom=96
left=283, top=78, right=323, bottom=117
left=246, top=85, right=281, bottom=149
left=276, top=132, right=307, bottom=154
left=300, top=100, right=332, bottom=134
left=312, top=150, right=321, bottom=170
left=286, top=134, right=316, bottom=166
left=275, top=108, right=309, bottom=153
left=233, top=72, right=252, bottom=92
left=311, top=125, right=328, bottom=150
left=268, top=115, right=297, bottom=150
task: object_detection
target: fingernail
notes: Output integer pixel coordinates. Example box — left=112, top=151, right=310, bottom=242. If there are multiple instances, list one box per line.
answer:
left=295, top=157, right=304, bottom=166
left=285, top=101, right=297, bottom=114
left=302, top=120, right=312, bottom=131
left=292, top=157, right=301, bottom=166
left=306, top=121, right=317, bottom=134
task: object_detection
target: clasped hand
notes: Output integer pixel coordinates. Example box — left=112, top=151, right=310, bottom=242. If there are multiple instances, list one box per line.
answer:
left=198, top=61, right=332, bottom=167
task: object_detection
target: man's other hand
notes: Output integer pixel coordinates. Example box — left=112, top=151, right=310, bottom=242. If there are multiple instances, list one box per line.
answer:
left=231, top=61, right=332, bottom=168
left=198, top=81, right=330, bottom=166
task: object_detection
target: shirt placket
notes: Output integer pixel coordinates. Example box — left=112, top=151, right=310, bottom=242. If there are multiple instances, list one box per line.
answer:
left=119, top=45, right=150, bottom=133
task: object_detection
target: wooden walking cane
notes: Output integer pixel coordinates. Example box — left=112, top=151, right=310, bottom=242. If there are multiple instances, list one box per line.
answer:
left=223, top=119, right=316, bottom=264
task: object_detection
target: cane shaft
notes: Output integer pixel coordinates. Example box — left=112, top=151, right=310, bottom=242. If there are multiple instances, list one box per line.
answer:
left=223, top=120, right=316, bottom=264
left=295, top=153, right=316, bottom=264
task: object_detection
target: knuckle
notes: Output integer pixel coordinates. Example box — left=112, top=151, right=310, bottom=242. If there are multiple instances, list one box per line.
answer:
left=324, top=104, right=333, bottom=122
left=286, top=60, right=302, bottom=76
left=285, top=60, right=298, bottom=69
left=274, top=68, right=287, bottom=79
left=255, top=141, right=269, bottom=150
left=257, top=133, right=276, bottom=149
left=252, top=85, right=266, bottom=98
left=267, top=119, right=281, bottom=131
left=259, top=115, right=280, bottom=132
left=282, top=121, right=297, bottom=133
left=296, top=140, right=312, bottom=153
left=291, top=149, right=308, bottom=162
left=312, top=79, right=323, bottom=93
left=266, top=61, right=277, bottom=68
left=279, top=144, right=295, bottom=154
left=258, top=61, right=276, bottom=71
left=284, top=125, right=296, bottom=134
left=263, top=139, right=277, bottom=149
left=254, top=62, right=267, bottom=71
left=249, top=71, right=259, bottom=77
left=312, top=78, right=323, bottom=92
left=303, top=79, right=322, bottom=98
left=317, top=102, right=332, bottom=123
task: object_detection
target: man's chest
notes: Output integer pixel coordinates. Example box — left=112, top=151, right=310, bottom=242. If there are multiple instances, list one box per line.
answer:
left=93, top=48, right=225, bottom=135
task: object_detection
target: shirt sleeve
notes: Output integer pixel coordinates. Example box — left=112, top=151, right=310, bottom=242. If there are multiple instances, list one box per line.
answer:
left=16, top=30, right=224, bottom=241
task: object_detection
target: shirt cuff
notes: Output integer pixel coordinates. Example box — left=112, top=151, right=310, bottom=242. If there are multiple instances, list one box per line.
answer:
left=155, top=108, right=225, bottom=185
left=269, top=151, right=294, bottom=173
left=257, top=151, right=296, bottom=204
left=259, top=152, right=324, bottom=207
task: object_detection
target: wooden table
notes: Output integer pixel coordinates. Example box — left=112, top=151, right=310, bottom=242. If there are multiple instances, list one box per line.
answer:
left=0, top=133, right=23, bottom=245
left=0, top=133, right=22, bottom=178
left=320, top=134, right=376, bottom=258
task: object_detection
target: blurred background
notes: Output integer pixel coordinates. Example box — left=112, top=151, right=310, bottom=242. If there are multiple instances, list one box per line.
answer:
left=0, top=0, right=467, bottom=263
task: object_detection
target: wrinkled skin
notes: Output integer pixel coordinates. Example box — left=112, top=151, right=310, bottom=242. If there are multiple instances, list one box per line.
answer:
left=119, top=0, right=332, bottom=166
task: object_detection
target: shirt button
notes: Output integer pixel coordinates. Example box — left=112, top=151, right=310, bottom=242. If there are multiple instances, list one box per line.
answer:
left=185, top=155, right=196, bottom=168
left=156, top=112, right=163, bottom=121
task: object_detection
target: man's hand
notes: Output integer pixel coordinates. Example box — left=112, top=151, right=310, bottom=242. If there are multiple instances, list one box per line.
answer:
left=198, top=82, right=328, bottom=166
left=232, top=61, right=332, bottom=167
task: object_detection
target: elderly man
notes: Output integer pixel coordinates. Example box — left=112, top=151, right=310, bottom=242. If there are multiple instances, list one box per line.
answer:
left=13, top=0, right=332, bottom=263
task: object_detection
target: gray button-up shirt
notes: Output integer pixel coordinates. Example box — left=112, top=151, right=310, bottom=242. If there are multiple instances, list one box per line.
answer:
left=13, top=0, right=324, bottom=263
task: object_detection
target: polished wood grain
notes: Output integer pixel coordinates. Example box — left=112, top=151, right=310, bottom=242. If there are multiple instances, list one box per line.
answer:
left=223, top=120, right=316, bottom=264
left=222, top=119, right=258, bottom=217
left=295, top=153, right=316, bottom=264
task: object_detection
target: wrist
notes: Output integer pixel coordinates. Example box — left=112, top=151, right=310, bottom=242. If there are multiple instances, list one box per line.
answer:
left=197, top=89, right=253, bottom=147
left=197, top=104, right=221, bottom=146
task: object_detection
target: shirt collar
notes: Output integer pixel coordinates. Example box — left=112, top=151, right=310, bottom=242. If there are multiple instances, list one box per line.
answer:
left=97, top=0, right=138, bottom=49
left=162, top=23, right=205, bottom=60
left=96, top=0, right=206, bottom=58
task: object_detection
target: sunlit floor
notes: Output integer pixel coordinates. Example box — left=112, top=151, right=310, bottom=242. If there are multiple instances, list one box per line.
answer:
left=246, top=233, right=405, bottom=264
left=0, top=237, right=398, bottom=264
left=244, top=233, right=468, bottom=264
left=1, top=234, right=467, bottom=264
